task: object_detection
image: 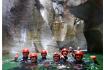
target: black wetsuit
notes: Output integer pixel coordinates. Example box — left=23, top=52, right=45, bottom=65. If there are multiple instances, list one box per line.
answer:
left=60, top=56, right=70, bottom=65
left=72, top=60, right=87, bottom=70
left=20, top=56, right=29, bottom=63
left=39, top=57, right=49, bottom=64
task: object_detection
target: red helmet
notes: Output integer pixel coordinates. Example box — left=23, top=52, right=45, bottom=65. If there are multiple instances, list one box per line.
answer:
left=41, top=50, right=47, bottom=54
left=60, top=55, right=64, bottom=59
left=61, top=48, right=69, bottom=54
left=75, top=50, right=84, bottom=57
left=53, top=52, right=60, bottom=57
left=90, top=55, right=96, bottom=60
left=15, top=53, right=19, bottom=58
left=30, top=53, right=37, bottom=59
left=22, top=48, right=29, bottom=53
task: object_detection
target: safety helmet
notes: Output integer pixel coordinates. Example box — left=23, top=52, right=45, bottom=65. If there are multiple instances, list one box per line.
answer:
left=61, top=48, right=69, bottom=54
left=41, top=50, right=47, bottom=54
left=30, top=53, right=37, bottom=59
left=53, top=52, right=60, bottom=57
left=75, top=50, right=84, bottom=57
left=60, top=55, right=64, bottom=59
left=22, top=48, right=29, bottom=53
left=15, top=53, right=19, bottom=58
left=90, top=55, right=96, bottom=60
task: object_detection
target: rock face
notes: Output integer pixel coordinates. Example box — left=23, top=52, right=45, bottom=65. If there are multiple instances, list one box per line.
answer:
left=84, top=0, right=103, bottom=53
left=51, top=0, right=87, bottom=50
left=2, top=0, right=102, bottom=55
left=2, top=0, right=44, bottom=55
left=2, top=0, right=58, bottom=55
left=68, top=0, right=103, bottom=53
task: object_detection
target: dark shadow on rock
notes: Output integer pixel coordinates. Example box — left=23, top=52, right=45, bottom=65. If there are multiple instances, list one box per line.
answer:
left=84, top=30, right=103, bottom=53
left=68, top=0, right=103, bottom=53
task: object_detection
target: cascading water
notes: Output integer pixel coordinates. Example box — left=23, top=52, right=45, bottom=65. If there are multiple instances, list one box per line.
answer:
left=20, top=28, right=27, bottom=46
left=60, top=23, right=67, bottom=41
left=10, top=27, right=27, bottom=55
left=40, top=8, right=48, bottom=24
left=39, top=0, right=59, bottom=52
left=3, top=0, right=36, bottom=56
left=3, top=0, right=88, bottom=55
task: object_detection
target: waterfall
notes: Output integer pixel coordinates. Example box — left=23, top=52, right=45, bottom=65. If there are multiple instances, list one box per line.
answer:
left=39, top=0, right=58, bottom=52
left=60, top=23, right=67, bottom=41
left=40, top=6, right=48, bottom=24
left=20, top=28, right=27, bottom=47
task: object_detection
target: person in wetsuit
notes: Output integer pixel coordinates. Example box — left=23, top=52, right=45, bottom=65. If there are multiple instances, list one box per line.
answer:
left=39, top=50, right=49, bottom=64
left=72, top=50, right=86, bottom=70
left=27, top=53, right=39, bottom=70
left=29, top=53, right=38, bottom=65
left=53, top=52, right=60, bottom=64
left=14, top=48, right=30, bottom=63
left=11, top=48, right=32, bottom=70
left=21, top=48, right=30, bottom=63
left=68, top=47, right=75, bottom=62
left=90, top=55, right=99, bottom=65
left=60, top=48, right=69, bottom=64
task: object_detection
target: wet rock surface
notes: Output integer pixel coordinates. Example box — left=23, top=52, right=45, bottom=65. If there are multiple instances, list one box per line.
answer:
left=2, top=0, right=103, bottom=57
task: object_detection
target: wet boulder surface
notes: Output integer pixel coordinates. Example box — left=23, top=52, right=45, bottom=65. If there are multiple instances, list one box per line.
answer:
left=68, top=0, right=103, bottom=53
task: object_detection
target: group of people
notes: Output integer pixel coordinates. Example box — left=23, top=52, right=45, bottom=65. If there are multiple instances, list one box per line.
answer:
left=13, top=47, right=99, bottom=70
